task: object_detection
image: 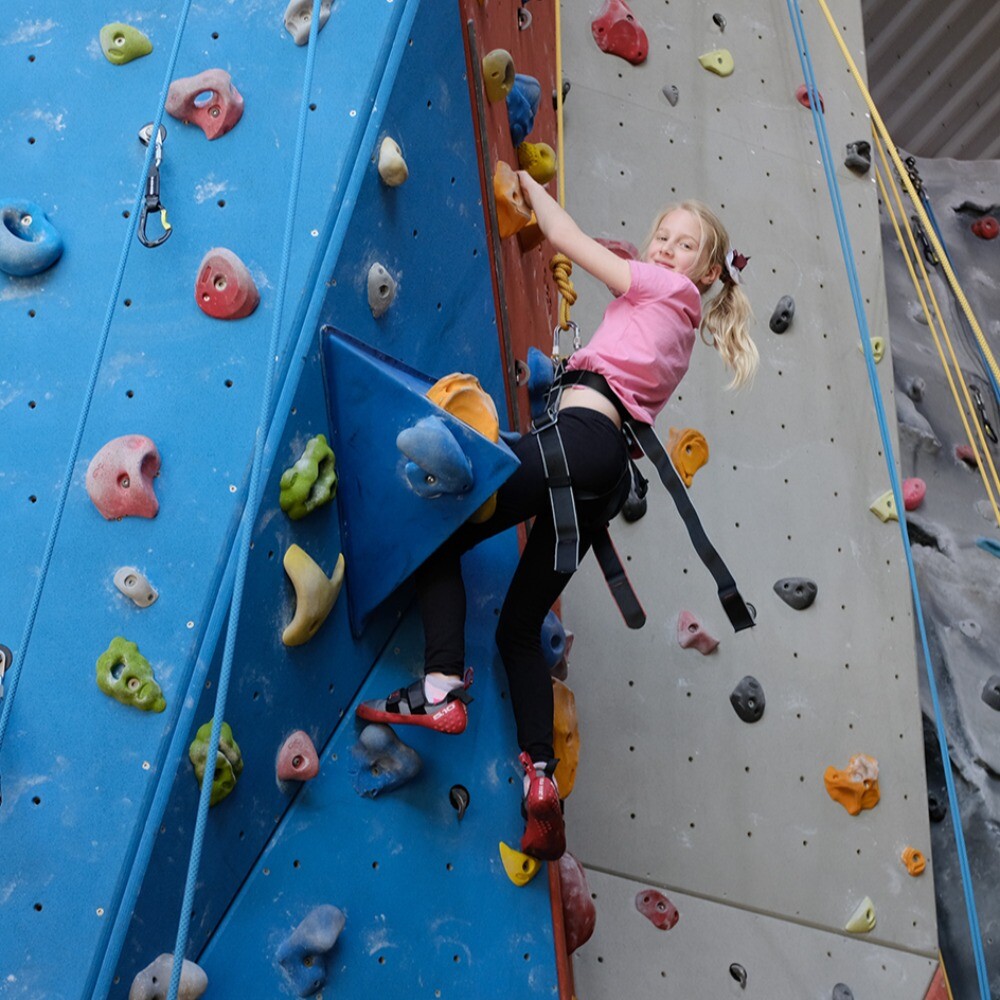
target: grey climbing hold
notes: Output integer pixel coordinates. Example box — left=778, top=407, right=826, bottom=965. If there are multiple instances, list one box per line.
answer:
left=903, top=375, right=926, bottom=402
left=928, top=793, right=947, bottom=823
left=114, top=566, right=158, bottom=608
left=844, top=140, right=871, bottom=174
left=832, top=985, right=854, bottom=1000
left=769, top=295, right=795, bottom=333
left=730, top=676, right=765, bottom=723
left=982, top=675, right=1000, bottom=711
left=276, top=905, right=346, bottom=997
left=713, top=12, right=726, bottom=31
left=350, top=723, right=421, bottom=797
left=367, top=262, right=397, bottom=318
left=661, top=84, right=680, bottom=106
left=729, top=963, right=747, bottom=988
left=958, top=619, right=982, bottom=640
left=773, top=577, right=817, bottom=610
left=518, top=5, right=532, bottom=29
left=129, top=954, right=207, bottom=1000
left=449, top=784, right=470, bottom=820
left=283, top=0, right=333, bottom=45
left=552, top=79, right=571, bottom=111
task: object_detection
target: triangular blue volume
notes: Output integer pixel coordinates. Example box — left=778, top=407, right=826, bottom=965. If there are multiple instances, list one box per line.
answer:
left=322, top=328, right=520, bottom=636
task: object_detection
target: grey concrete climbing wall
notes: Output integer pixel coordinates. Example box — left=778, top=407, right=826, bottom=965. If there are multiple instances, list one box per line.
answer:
left=878, top=150, right=1000, bottom=1000
left=556, top=1, right=941, bottom=995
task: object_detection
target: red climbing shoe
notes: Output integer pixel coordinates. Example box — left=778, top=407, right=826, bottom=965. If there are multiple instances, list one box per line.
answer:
left=519, top=752, right=566, bottom=861
left=356, top=673, right=472, bottom=735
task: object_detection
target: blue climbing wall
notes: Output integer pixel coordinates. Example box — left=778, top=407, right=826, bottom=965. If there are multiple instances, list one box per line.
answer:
left=1, top=1, right=560, bottom=997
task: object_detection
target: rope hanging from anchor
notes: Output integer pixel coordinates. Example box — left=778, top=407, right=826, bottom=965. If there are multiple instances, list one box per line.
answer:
left=549, top=252, right=577, bottom=335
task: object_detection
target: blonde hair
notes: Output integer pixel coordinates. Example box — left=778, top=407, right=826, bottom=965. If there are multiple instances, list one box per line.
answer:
left=643, top=200, right=759, bottom=389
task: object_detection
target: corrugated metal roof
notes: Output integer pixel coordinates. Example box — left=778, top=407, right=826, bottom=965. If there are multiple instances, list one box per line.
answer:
left=861, top=0, right=1000, bottom=160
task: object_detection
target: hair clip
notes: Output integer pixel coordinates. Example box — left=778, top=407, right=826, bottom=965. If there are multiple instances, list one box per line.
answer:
left=725, top=248, right=749, bottom=285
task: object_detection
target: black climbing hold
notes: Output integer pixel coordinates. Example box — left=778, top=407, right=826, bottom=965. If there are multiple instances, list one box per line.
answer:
left=769, top=295, right=795, bottom=334
left=552, top=79, right=571, bottom=111
left=844, top=140, right=871, bottom=174
left=621, top=480, right=647, bottom=522
left=903, top=375, right=926, bottom=402
left=729, top=963, right=747, bottom=988
left=928, top=793, right=947, bottom=823
left=730, top=676, right=765, bottom=723
left=661, top=84, right=680, bottom=107
left=713, top=12, right=726, bottom=31
left=773, top=577, right=817, bottom=610
left=832, top=985, right=854, bottom=1000
left=449, top=784, right=470, bottom=820
left=981, top=675, right=1000, bottom=711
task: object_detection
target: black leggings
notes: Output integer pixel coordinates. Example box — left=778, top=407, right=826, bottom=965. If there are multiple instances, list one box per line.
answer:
left=417, top=407, right=630, bottom=763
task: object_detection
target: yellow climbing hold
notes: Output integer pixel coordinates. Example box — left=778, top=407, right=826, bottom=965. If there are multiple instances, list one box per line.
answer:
left=553, top=678, right=579, bottom=799
left=517, top=141, right=557, bottom=184
left=499, top=841, right=542, bottom=886
left=901, top=846, right=927, bottom=876
left=845, top=896, right=876, bottom=933
left=482, top=49, right=515, bottom=103
left=698, top=48, right=734, bottom=77
left=869, top=489, right=898, bottom=523
left=859, top=336, right=885, bottom=363
left=667, top=427, right=709, bottom=487
left=282, top=546, right=345, bottom=646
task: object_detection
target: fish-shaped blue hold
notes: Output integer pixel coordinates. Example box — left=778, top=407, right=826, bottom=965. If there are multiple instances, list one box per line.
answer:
left=351, top=724, right=421, bottom=798
left=507, top=73, right=541, bottom=146
left=396, top=416, right=474, bottom=498
left=276, top=904, right=346, bottom=997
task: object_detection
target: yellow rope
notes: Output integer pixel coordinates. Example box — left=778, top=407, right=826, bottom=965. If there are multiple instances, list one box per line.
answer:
left=872, top=133, right=1000, bottom=526
left=550, top=0, right=576, bottom=331
left=813, top=0, right=1000, bottom=388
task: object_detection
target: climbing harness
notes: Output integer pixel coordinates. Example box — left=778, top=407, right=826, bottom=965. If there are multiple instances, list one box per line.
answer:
left=530, top=356, right=755, bottom=634
left=788, top=6, right=992, bottom=995
left=137, top=123, right=172, bottom=248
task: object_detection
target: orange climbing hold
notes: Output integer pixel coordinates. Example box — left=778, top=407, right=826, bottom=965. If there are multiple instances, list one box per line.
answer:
left=901, top=846, right=927, bottom=876
left=552, top=678, right=579, bottom=799
left=493, top=161, right=532, bottom=239
left=824, top=753, right=880, bottom=816
left=667, top=427, right=709, bottom=487
left=591, top=0, right=648, bottom=65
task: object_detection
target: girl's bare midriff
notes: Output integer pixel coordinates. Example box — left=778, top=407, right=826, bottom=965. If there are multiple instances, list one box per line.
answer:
left=557, top=383, right=622, bottom=429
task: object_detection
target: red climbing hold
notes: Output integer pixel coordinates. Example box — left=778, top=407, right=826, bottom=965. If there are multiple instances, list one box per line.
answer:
left=195, top=248, right=260, bottom=319
left=277, top=730, right=320, bottom=782
left=595, top=238, right=639, bottom=260
left=676, top=610, right=719, bottom=655
left=956, top=444, right=978, bottom=468
left=591, top=0, right=648, bottom=65
left=902, top=477, right=926, bottom=511
left=558, top=852, right=596, bottom=954
left=166, top=68, right=244, bottom=140
left=635, top=888, right=679, bottom=930
left=795, top=84, right=825, bottom=113
left=86, top=435, right=160, bottom=520
left=971, top=216, right=999, bottom=240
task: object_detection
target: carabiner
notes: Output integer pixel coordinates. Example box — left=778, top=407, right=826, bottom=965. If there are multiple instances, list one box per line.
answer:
left=137, top=123, right=172, bottom=248
left=551, top=321, right=581, bottom=363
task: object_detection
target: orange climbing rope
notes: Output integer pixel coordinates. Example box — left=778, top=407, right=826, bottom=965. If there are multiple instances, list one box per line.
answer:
left=550, top=0, right=576, bottom=334
left=871, top=132, right=1000, bottom=528
left=549, top=252, right=577, bottom=333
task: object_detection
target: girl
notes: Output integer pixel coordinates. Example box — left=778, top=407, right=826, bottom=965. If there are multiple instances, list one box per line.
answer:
left=358, top=172, right=758, bottom=860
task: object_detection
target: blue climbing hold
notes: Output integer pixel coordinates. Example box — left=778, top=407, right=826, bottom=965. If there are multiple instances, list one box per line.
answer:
left=350, top=723, right=421, bottom=798
left=540, top=610, right=567, bottom=670
left=507, top=73, right=541, bottom=147
left=976, top=537, right=1000, bottom=560
left=527, top=346, right=555, bottom=422
left=276, top=904, right=346, bottom=997
left=396, top=416, right=474, bottom=498
left=0, top=200, right=64, bottom=277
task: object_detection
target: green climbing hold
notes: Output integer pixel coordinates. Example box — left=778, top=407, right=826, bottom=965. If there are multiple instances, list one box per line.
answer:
left=279, top=434, right=337, bottom=520
left=95, top=637, right=166, bottom=713
left=189, top=721, right=244, bottom=806
left=99, top=23, right=153, bottom=65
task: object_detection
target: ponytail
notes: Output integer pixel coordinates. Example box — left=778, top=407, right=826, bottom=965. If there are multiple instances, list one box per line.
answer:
left=700, top=279, right=758, bottom=389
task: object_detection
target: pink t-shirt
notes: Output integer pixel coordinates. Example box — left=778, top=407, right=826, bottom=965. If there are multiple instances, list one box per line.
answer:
left=566, top=259, right=701, bottom=424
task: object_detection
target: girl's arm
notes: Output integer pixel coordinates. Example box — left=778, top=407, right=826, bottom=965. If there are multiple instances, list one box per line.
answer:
left=517, top=171, right=632, bottom=296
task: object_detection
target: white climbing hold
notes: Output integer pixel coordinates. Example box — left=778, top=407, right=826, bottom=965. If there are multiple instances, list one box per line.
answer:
left=367, top=262, right=397, bottom=318
left=377, top=136, right=408, bottom=187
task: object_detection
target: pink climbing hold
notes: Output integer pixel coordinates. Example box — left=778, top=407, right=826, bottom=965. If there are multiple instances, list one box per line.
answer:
left=902, top=477, right=926, bottom=511
left=595, top=237, right=640, bottom=260
left=86, top=435, right=160, bottom=520
left=277, top=730, right=320, bottom=782
left=972, top=216, right=999, bottom=240
left=676, top=610, right=719, bottom=655
left=635, top=888, right=679, bottom=930
left=956, top=444, right=978, bottom=468
left=558, top=852, right=596, bottom=954
left=795, top=84, right=825, bottom=113
left=195, top=248, right=260, bottom=320
left=591, top=0, right=648, bottom=65
left=166, top=68, right=244, bottom=140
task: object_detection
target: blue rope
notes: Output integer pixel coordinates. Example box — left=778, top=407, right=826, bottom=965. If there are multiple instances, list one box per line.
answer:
left=0, top=0, right=195, bottom=755
left=164, top=2, right=326, bottom=996
left=783, top=6, right=991, bottom=996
